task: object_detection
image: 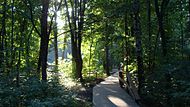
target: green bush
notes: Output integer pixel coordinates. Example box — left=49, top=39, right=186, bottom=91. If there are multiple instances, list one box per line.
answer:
left=142, top=61, right=190, bottom=107
left=0, top=74, right=87, bottom=107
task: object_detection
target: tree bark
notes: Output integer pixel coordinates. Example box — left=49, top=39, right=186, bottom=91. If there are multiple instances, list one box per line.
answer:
left=133, top=0, right=144, bottom=94
left=54, top=0, right=58, bottom=65
left=88, top=36, right=93, bottom=73
left=10, top=0, right=15, bottom=69
left=154, top=0, right=170, bottom=56
left=124, top=13, right=129, bottom=82
left=147, top=0, right=151, bottom=72
left=64, top=0, right=85, bottom=81
left=0, top=0, right=7, bottom=72
left=26, top=27, right=34, bottom=75
left=17, top=19, right=26, bottom=87
left=62, top=34, right=67, bottom=60
left=64, top=0, right=77, bottom=75
left=40, top=0, right=50, bottom=80
left=180, top=1, right=184, bottom=58
left=105, top=21, right=110, bottom=76
left=76, top=0, right=86, bottom=81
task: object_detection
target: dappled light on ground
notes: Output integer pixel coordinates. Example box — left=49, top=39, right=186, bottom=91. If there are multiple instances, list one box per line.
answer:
left=108, top=95, right=130, bottom=107
left=93, top=71, right=139, bottom=107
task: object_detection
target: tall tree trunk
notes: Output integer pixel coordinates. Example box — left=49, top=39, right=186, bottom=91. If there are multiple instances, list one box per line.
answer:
left=188, top=0, right=190, bottom=60
left=154, top=0, right=170, bottom=57
left=76, top=0, right=86, bottom=81
left=88, top=36, right=93, bottom=73
left=189, top=0, right=190, bottom=22
left=62, top=35, right=67, bottom=60
left=64, top=0, right=77, bottom=77
left=0, top=0, right=7, bottom=72
left=16, top=19, right=26, bottom=87
left=105, top=43, right=110, bottom=76
left=54, top=0, right=58, bottom=65
left=26, top=27, right=34, bottom=75
left=105, top=21, right=110, bottom=76
left=62, top=16, right=68, bottom=60
left=11, top=0, right=15, bottom=69
left=76, top=34, right=83, bottom=80
left=54, top=25, right=58, bottom=66
left=105, top=45, right=110, bottom=76
left=147, top=0, right=152, bottom=72
left=64, top=0, right=85, bottom=81
left=180, top=0, right=184, bottom=58
left=40, top=0, right=50, bottom=80
left=124, top=13, right=129, bottom=82
left=37, top=43, right=42, bottom=74
left=72, top=0, right=80, bottom=80
left=133, top=0, right=144, bottom=94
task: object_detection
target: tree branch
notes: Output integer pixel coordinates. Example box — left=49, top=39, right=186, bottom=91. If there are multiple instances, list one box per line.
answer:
left=48, top=0, right=63, bottom=36
left=49, top=30, right=70, bottom=40
left=23, top=0, right=41, bottom=37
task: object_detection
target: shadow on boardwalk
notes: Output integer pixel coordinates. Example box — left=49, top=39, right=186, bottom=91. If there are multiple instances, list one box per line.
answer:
left=93, top=70, right=139, bottom=107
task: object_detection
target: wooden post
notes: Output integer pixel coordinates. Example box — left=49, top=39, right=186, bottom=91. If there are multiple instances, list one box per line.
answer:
left=119, top=71, right=124, bottom=88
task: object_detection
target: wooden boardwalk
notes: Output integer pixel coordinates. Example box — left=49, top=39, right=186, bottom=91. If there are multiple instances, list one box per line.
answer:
left=93, top=70, right=139, bottom=107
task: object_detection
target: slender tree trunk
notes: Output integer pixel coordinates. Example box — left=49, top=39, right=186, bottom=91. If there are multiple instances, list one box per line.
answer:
left=54, top=19, right=58, bottom=66
left=16, top=19, right=26, bottom=87
left=64, top=0, right=77, bottom=77
left=54, top=0, right=58, bottom=65
left=26, top=27, right=33, bottom=75
left=124, top=13, right=130, bottom=82
left=133, top=0, right=144, bottom=94
left=76, top=33, right=83, bottom=80
left=0, top=0, right=7, bottom=72
left=72, top=0, right=80, bottom=80
left=105, top=44, right=110, bottom=76
left=189, top=0, right=190, bottom=22
left=65, top=0, right=85, bottom=81
left=147, top=0, right=151, bottom=72
left=76, top=0, right=86, bottom=81
left=40, top=0, right=50, bottom=80
left=88, top=36, right=93, bottom=73
left=11, top=0, right=15, bottom=68
left=64, top=0, right=85, bottom=81
left=105, top=21, right=110, bottom=76
left=159, top=14, right=167, bottom=57
left=37, top=42, right=42, bottom=74
left=180, top=1, right=184, bottom=58
left=188, top=0, right=190, bottom=60
left=62, top=16, right=68, bottom=60
left=62, top=35, right=67, bottom=60
left=154, top=0, right=170, bottom=57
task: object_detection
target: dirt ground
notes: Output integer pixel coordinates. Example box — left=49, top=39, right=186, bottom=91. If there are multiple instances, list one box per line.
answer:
left=76, top=78, right=105, bottom=102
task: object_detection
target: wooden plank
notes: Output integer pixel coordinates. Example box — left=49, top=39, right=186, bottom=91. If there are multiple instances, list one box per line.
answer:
left=118, top=74, right=140, bottom=101
left=93, top=72, right=139, bottom=107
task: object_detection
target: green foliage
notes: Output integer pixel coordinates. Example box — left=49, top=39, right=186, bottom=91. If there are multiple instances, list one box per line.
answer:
left=0, top=74, right=88, bottom=107
left=0, top=0, right=190, bottom=106
left=142, top=61, right=190, bottom=107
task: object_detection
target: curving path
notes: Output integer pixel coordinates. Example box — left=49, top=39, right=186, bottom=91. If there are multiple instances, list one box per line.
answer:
left=93, top=70, right=139, bottom=107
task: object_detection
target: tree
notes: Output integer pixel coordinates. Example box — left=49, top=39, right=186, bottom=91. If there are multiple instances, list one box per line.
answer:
left=25, top=0, right=62, bottom=80
left=53, top=0, right=59, bottom=65
left=64, top=0, right=86, bottom=81
left=40, top=0, right=50, bottom=80
left=0, top=0, right=7, bottom=72
left=154, top=0, right=170, bottom=57
left=147, top=0, right=151, bottom=72
left=132, top=0, right=144, bottom=94
left=105, top=20, right=110, bottom=76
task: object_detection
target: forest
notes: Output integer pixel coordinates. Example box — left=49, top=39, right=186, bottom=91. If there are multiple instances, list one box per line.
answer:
left=0, top=0, right=190, bottom=107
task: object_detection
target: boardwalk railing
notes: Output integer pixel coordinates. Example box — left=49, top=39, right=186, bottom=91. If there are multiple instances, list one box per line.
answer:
left=118, top=71, right=140, bottom=102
